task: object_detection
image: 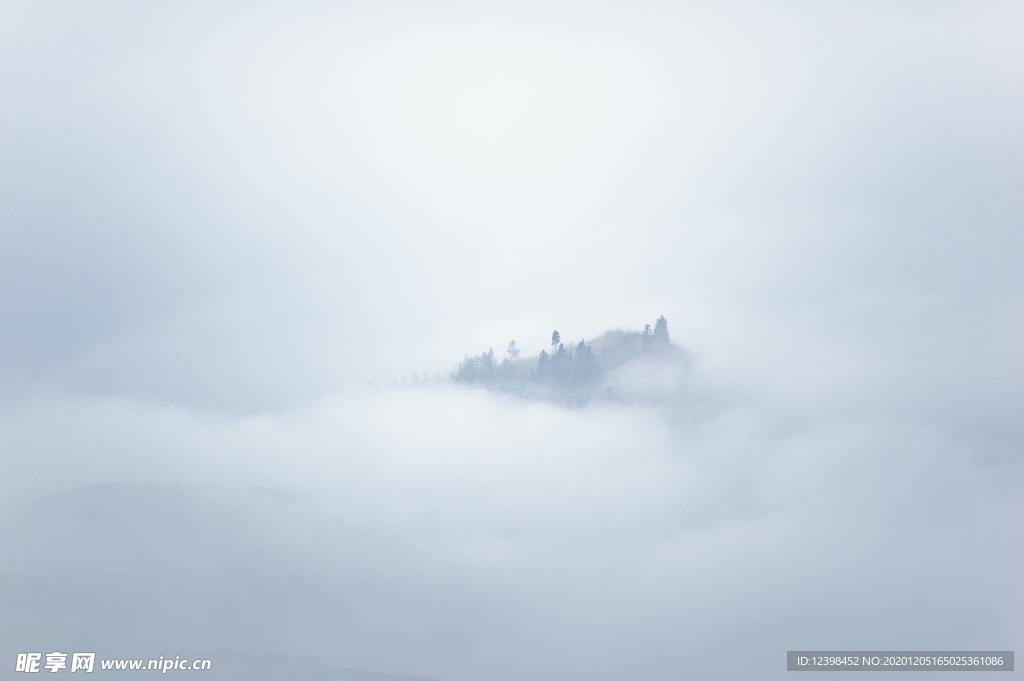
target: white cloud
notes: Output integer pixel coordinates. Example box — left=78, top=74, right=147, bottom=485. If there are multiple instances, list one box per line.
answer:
left=1, top=383, right=1019, bottom=680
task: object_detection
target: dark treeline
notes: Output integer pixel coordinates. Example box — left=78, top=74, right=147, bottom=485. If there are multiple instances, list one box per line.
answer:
left=453, top=315, right=672, bottom=392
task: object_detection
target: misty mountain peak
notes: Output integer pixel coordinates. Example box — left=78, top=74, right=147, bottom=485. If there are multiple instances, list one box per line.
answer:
left=451, top=316, right=685, bottom=403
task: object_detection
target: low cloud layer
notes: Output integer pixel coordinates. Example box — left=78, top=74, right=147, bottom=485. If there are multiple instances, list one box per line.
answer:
left=2, top=376, right=1019, bottom=680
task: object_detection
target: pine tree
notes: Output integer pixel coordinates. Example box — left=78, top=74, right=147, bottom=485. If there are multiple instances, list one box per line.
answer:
left=550, top=342, right=569, bottom=385
left=480, top=348, right=496, bottom=379
left=551, top=329, right=561, bottom=350
left=536, top=349, right=550, bottom=380
left=653, top=315, right=669, bottom=344
left=573, top=340, right=598, bottom=384
left=454, top=354, right=479, bottom=382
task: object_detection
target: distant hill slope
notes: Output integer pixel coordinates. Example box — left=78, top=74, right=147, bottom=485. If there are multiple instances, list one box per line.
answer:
left=0, top=483, right=446, bottom=681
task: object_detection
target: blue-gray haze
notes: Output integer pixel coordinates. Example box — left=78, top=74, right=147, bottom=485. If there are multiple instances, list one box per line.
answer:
left=1, top=2, right=1021, bottom=680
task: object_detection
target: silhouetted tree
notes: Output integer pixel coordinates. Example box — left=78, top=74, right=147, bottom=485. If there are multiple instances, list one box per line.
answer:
left=653, top=315, right=669, bottom=344
left=549, top=342, right=570, bottom=384
left=480, top=348, right=496, bottom=380
left=551, top=329, right=561, bottom=350
left=507, top=340, right=520, bottom=360
left=453, top=354, right=480, bottom=382
left=572, top=340, right=599, bottom=385
left=536, top=349, right=550, bottom=380
left=454, top=347, right=500, bottom=383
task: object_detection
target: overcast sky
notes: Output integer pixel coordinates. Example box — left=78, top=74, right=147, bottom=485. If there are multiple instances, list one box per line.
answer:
left=3, top=0, right=1020, bottom=411
left=1, top=2, right=1021, bottom=680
